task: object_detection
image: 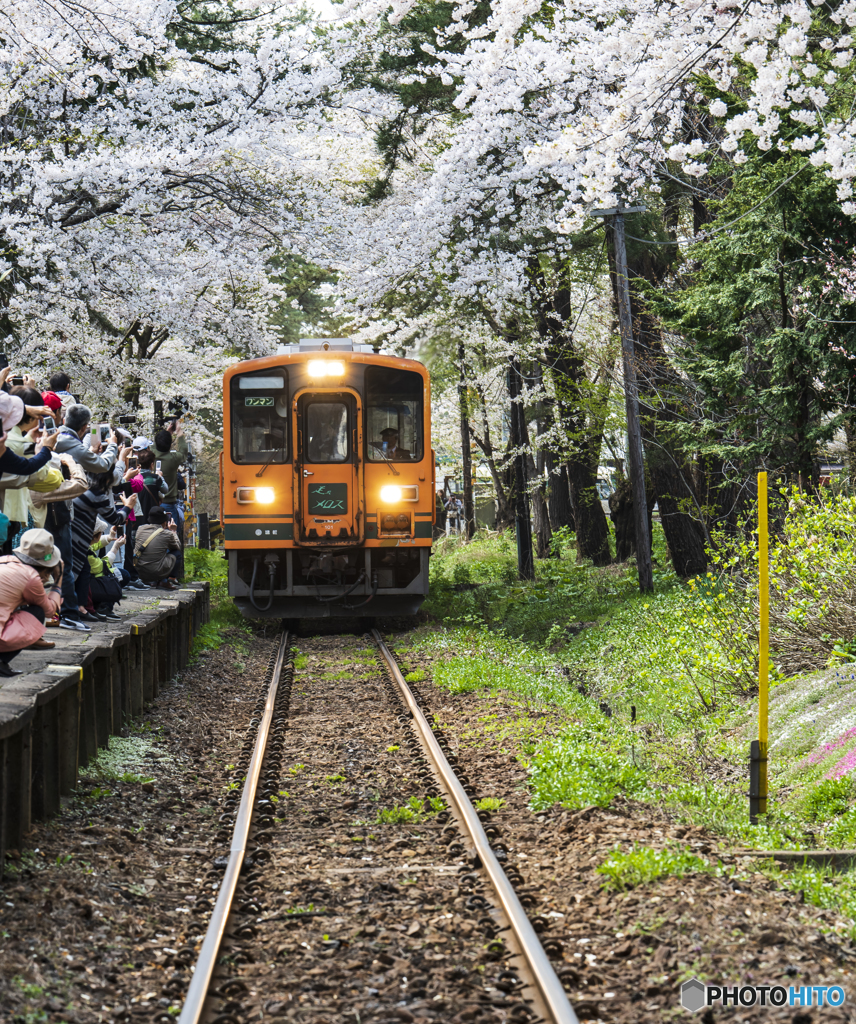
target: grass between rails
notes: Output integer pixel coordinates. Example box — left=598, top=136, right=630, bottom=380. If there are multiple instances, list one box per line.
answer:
left=413, top=526, right=856, bottom=932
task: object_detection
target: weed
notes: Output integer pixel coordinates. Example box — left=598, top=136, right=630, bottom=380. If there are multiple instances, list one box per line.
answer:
left=475, top=797, right=505, bottom=812
left=597, top=845, right=716, bottom=891
left=13, top=977, right=44, bottom=999
left=405, top=669, right=426, bottom=683
left=376, top=796, right=442, bottom=824
left=294, top=653, right=308, bottom=671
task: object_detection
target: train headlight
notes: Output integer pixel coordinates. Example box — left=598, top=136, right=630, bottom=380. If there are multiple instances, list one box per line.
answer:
left=255, top=487, right=276, bottom=504
left=380, top=485, right=402, bottom=503
left=308, top=360, right=346, bottom=379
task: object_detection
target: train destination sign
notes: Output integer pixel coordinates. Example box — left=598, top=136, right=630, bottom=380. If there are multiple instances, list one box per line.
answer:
left=308, top=483, right=348, bottom=513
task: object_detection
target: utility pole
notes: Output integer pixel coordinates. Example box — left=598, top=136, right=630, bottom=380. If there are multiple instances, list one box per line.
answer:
left=507, top=354, right=534, bottom=580
left=458, top=340, right=475, bottom=542
left=592, top=200, right=654, bottom=593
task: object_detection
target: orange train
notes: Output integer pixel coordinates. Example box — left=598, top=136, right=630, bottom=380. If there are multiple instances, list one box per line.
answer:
left=221, top=338, right=434, bottom=618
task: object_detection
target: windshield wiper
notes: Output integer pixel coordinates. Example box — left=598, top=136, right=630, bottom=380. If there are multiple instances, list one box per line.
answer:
left=369, top=443, right=400, bottom=476
left=256, top=448, right=282, bottom=477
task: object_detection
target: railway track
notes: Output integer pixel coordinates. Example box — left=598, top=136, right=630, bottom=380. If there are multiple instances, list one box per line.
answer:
left=177, top=630, right=579, bottom=1024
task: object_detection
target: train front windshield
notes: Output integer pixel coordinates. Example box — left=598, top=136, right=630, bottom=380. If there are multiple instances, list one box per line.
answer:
left=365, top=366, right=423, bottom=462
left=230, top=369, right=288, bottom=463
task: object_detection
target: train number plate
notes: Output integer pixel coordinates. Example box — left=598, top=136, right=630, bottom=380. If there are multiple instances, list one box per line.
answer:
left=308, top=483, right=348, bottom=513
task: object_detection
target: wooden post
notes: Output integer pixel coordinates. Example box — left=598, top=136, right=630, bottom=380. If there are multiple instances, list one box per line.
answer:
left=750, top=471, right=769, bottom=823
left=593, top=202, right=653, bottom=593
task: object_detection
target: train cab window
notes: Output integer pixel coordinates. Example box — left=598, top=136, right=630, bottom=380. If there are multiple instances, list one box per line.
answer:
left=366, top=366, right=423, bottom=462
left=306, top=402, right=349, bottom=463
left=230, top=370, right=288, bottom=464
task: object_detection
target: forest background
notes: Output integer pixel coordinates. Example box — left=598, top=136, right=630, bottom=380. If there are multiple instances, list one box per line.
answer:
left=4, top=0, right=856, bottom=574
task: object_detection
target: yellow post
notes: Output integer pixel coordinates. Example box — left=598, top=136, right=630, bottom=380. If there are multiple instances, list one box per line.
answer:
left=750, top=471, right=769, bottom=822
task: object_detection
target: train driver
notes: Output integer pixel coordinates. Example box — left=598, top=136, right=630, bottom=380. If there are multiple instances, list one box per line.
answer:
left=374, top=427, right=411, bottom=460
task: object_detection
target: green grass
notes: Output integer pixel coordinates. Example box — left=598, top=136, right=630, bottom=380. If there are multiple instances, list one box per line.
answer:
left=597, top=845, right=717, bottom=891
left=414, top=529, right=856, bottom=866
left=185, top=547, right=252, bottom=658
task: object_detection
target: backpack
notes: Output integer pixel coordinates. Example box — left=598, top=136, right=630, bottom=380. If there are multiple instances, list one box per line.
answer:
left=137, top=471, right=161, bottom=524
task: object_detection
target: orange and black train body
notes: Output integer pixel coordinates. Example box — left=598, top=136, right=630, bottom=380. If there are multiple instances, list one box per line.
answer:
left=221, top=339, right=434, bottom=618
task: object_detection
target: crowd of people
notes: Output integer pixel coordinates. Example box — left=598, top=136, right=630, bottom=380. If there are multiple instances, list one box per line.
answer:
left=0, top=367, right=190, bottom=677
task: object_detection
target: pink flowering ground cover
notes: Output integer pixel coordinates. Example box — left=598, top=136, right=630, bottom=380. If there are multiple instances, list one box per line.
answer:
left=806, top=724, right=856, bottom=779
left=763, top=667, right=856, bottom=793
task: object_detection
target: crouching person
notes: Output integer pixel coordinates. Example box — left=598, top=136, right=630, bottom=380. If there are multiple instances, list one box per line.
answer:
left=134, top=506, right=180, bottom=590
left=87, top=528, right=123, bottom=622
left=0, top=528, right=62, bottom=675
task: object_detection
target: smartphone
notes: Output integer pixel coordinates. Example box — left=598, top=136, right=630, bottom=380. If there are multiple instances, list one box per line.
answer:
left=90, top=424, right=98, bottom=441
left=156, top=460, right=162, bottom=472
left=43, top=415, right=56, bottom=434
left=115, top=524, right=124, bottom=537
left=128, top=456, right=138, bottom=469
left=0, top=354, right=8, bottom=370
left=100, top=424, right=110, bottom=441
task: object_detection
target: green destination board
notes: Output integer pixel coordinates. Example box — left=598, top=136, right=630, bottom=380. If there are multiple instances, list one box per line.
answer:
left=308, top=483, right=348, bottom=514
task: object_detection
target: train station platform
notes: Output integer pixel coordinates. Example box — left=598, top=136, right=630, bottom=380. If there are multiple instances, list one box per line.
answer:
left=0, top=582, right=210, bottom=876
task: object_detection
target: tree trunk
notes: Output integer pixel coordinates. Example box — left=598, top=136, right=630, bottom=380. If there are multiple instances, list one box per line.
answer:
left=458, top=340, right=475, bottom=541
left=605, top=220, right=709, bottom=577
left=845, top=417, right=856, bottom=488
left=508, top=355, right=534, bottom=580
left=566, top=457, right=611, bottom=565
left=527, top=454, right=553, bottom=558
left=609, top=477, right=635, bottom=561
left=545, top=453, right=575, bottom=531
left=470, top=387, right=513, bottom=530
left=526, top=265, right=612, bottom=566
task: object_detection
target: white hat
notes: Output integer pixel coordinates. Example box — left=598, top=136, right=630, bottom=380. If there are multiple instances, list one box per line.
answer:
left=131, top=435, right=151, bottom=450
left=0, top=391, right=25, bottom=433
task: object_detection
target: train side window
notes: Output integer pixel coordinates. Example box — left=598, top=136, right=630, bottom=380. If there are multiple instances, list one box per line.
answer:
left=230, top=370, right=288, bottom=464
left=306, top=402, right=349, bottom=463
left=365, top=366, right=423, bottom=462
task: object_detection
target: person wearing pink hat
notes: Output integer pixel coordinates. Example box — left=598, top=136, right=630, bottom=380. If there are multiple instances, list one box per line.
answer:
left=0, top=528, right=63, bottom=675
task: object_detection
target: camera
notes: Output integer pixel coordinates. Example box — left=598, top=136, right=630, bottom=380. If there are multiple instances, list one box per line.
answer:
left=119, top=415, right=136, bottom=424
left=9, top=376, right=24, bottom=386
left=43, top=415, right=57, bottom=435
left=168, top=395, right=190, bottom=416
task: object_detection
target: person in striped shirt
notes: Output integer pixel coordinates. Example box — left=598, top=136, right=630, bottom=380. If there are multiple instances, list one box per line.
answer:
left=71, top=472, right=135, bottom=622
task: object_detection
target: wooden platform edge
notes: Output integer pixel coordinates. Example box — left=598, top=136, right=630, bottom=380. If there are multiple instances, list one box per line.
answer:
left=0, top=580, right=211, bottom=875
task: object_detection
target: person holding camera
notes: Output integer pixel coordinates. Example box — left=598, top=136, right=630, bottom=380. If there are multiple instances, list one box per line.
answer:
left=134, top=506, right=181, bottom=589
left=152, top=421, right=188, bottom=580
left=0, top=529, right=63, bottom=675
left=71, top=471, right=135, bottom=618
left=51, top=405, right=121, bottom=629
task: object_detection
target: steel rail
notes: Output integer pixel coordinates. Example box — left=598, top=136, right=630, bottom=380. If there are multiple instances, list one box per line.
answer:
left=178, top=630, right=290, bottom=1024
left=372, top=629, right=579, bottom=1024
